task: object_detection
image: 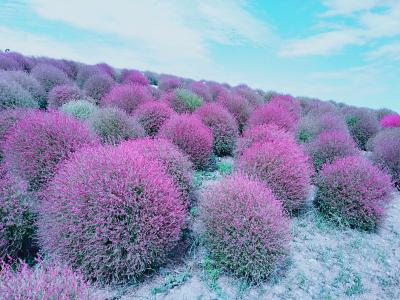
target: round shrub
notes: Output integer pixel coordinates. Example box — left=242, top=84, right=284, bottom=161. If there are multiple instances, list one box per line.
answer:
left=0, top=165, right=36, bottom=260
left=189, top=81, right=212, bottom=102
left=236, top=124, right=294, bottom=157
left=376, top=108, right=397, bottom=121
left=3, top=110, right=97, bottom=191
left=199, top=173, right=291, bottom=282
left=101, top=84, right=153, bottom=115
left=38, top=145, right=186, bottom=283
left=0, top=80, right=38, bottom=111
left=217, top=91, right=251, bottom=132
left=0, top=53, right=21, bottom=71
left=236, top=139, right=312, bottom=214
left=247, top=101, right=297, bottom=132
left=315, top=156, right=393, bottom=230
left=0, top=259, right=99, bottom=299
left=89, top=107, right=145, bottom=145
left=120, top=138, right=193, bottom=203
left=162, top=88, right=203, bottom=113
left=234, top=85, right=263, bottom=107
left=344, top=107, right=380, bottom=150
left=75, top=64, right=103, bottom=87
left=83, top=73, right=115, bottom=102
left=370, top=128, right=400, bottom=188
left=30, top=63, right=70, bottom=93
left=380, top=114, right=400, bottom=128
left=195, top=103, right=238, bottom=156
left=60, top=99, right=99, bottom=120
left=120, top=69, right=149, bottom=85
left=270, top=94, right=301, bottom=121
left=47, top=84, right=82, bottom=108
left=134, top=101, right=174, bottom=136
left=96, top=63, right=115, bottom=79
left=158, top=75, right=182, bottom=91
left=158, top=114, right=213, bottom=169
left=307, top=130, right=359, bottom=171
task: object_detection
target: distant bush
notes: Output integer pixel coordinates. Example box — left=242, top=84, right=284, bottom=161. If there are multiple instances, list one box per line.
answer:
left=163, top=88, right=203, bottom=113
left=30, top=63, right=70, bottom=93
left=315, top=156, right=393, bottom=230
left=0, top=53, right=21, bottom=71
left=270, top=94, right=301, bottom=121
left=380, top=114, right=400, bottom=128
left=370, top=128, right=400, bottom=188
left=195, top=103, right=238, bottom=156
left=47, top=84, right=81, bottom=108
left=60, top=99, right=98, bottom=120
left=234, top=85, right=263, bottom=107
left=158, top=75, right=182, bottom=91
left=189, top=81, right=212, bottom=102
left=199, top=173, right=291, bottom=283
left=96, top=63, right=115, bottom=79
left=0, top=259, right=99, bottom=299
left=0, top=80, right=38, bottom=111
left=89, top=107, right=145, bottom=144
left=38, top=145, right=185, bottom=283
left=83, top=74, right=115, bottom=102
left=75, top=64, right=104, bottom=87
left=101, top=84, right=153, bottom=114
left=307, top=130, right=359, bottom=171
left=158, top=114, right=213, bottom=169
left=134, top=101, right=174, bottom=136
left=0, top=165, right=36, bottom=260
left=217, top=91, right=251, bottom=132
left=119, top=69, right=149, bottom=85
left=3, top=110, right=97, bottom=190
left=375, top=108, right=397, bottom=121
left=236, top=139, right=311, bottom=214
left=344, top=107, right=380, bottom=150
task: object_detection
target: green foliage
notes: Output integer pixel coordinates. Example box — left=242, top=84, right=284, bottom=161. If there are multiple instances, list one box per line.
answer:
left=175, top=88, right=203, bottom=112
left=151, top=271, right=192, bottom=295
left=60, top=100, right=98, bottom=120
left=217, top=160, right=232, bottom=175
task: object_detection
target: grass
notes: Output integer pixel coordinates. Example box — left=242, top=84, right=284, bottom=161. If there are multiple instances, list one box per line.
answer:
left=151, top=270, right=192, bottom=295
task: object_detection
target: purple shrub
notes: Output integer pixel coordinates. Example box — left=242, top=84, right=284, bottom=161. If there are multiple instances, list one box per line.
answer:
left=380, top=114, right=400, bottom=128
left=120, top=138, right=193, bottom=203
left=370, top=128, right=400, bottom=188
left=101, top=84, right=153, bottom=115
left=133, top=101, right=174, bottom=136
left=30, top=63, right=70, bottom=93
left=236, top=124, right=294, bottom=157
left=189, top=81, right=212, bottom=102
left=75, top=64, right=103, bottom=87
left=315, top=156, right=393, bottom=230
left=234, top=85, right=263, bottom=107
left=89, top=107, right=145, bottom=145
left=83, top=74, right=115, bottom=102
left=236, top=139, right=312, bottom=214
left=199, top=173, right=291, bottom=282
left=120, top=69, right=149, bottom=86
left=162, top=88, right=203, bottom=113
left=47, top=84, right=82, bottom=108
left=96, top=63, right=115, bottom=79
left=376, top=108, right=397, bottom=121
left=217, top=91, right=251, bottom=132
left=38, top=145, right=186, bottom=283
left=0, top=79, right=38, bottom=110
left=0, top=53, right=21, bottom=71
left=158, top=114, right=213, bottom=169
left=247, top=101, right=298, bottom=133
left=0, top=259, right=100, bottom=299
left=270, top=94, right=301, bottom=121
left=307, top=130, right=359, bottom=171
left=2, top=110, right=97, bottom=191
left=195, top=103, right=238, bottom=156
left=6, top=52, right=32, bottom=72
left=158, top=75, right=182, bottom=91
left=0, top=165, right=36, bottom=260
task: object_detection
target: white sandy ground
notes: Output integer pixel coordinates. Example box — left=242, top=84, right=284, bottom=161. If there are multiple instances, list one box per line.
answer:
left=96, top=162, right=400, bottom=300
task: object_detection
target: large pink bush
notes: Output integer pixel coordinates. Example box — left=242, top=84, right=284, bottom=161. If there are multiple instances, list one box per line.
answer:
left=47, top=84, right=82, bottom=108
left=101, top=84, right=153, bottom=114
left=199, top=173, right=291, bottom=282
left=0, top=108, right=28, bottom=160
left=2, top=110, right=97, bottom=190
left=270, top=94, right=301, bottom=121
left=217, top=91, right=251, bottom=132
left=380, top=114, right=400, bottom=128
left=158, top=75, right=182, bottom=91
left=38, top=145, right=186, bottom=283
left=315, top=156, right=393, bottom=230
left=158, top=114, right=213, bottom=169
left=119, top=69, right=149, bottom=86
left=236, top=139, right=312, bottom=214
left=195, top=103, right=238, bottom=156
left=134, top=101, right=174, bottom=136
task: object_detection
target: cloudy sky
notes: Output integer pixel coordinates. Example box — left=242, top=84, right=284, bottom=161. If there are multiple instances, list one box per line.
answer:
left=1, top=0, right=399, bottom=111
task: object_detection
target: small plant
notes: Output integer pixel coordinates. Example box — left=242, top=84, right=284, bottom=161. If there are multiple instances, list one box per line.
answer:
left=60, top=99, right=99, bottom=120
left=119, top=69, right=149, bottom=85
left=163, top=88, right=203, bottom=113
left=134, top=101, right=174, bottom=136
left=217, top=160, right=233, bottom=175
left=217, top=91, right=251, bottom=132
left=151, top=270, right=192, bottom=295
left=47, top=84, right=82, bottom=108
left=0, top=80, right=38, bottom=110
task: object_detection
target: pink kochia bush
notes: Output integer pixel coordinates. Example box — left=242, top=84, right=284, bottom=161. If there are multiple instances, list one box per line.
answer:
left=217, top=91, right=251, bottom=132
left=0, top=259, right=100, bottom=299
left=47, top=84, right=82, bottom=108
left=119, top=69, right=149, bottom=86
left=199, top=174, right=291, bottom=282
left=83, top=73, right=115, bottom=102
left=195, top=103, right=238, bottom=156
left=0, top=165, right=36, bottom=260
left=2, top=110, right=97, bottom=191
left=270, top=94, right=301, bottom=121
left=0, top=108, right=28, bottom=160
left=101, top=84, right=153, bottom=114
left=134, top=101, right=174, bottom=136
left=380, top=114, right=400, bottom=128
left=38, top=145, right=186, bottom=283
left=119, top=138, right=193, bottom=203
left=158, top=114, right=213, bottom=169
left=236, top=138, right=312, bottom=214
left=247, top=101, right=297, bottom=132
left=315, top=156, right=393, bottom=231
left=30, top=63, right=70, bottom=93
left=158, top=75, right=182, bottom=91
left=307, top=130, right=359, bottom=171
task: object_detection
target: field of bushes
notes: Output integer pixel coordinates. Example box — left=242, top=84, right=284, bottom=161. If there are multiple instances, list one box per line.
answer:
left=0, top=50, right=399, bottom=299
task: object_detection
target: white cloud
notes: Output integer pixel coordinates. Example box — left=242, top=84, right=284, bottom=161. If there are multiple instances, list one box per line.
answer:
left=320, top=0, right=387, bottom=16
left=367, top=42, right=400, bottom=61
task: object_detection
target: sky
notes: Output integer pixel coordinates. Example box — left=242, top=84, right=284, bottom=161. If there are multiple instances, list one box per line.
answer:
left=0, top=0, right=399, bottom=111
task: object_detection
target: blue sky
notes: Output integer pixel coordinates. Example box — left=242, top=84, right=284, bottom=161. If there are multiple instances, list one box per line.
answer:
left=1, top=0, right=399, bottom=111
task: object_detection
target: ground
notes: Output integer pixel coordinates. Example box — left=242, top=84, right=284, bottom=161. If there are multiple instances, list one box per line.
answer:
left=98, top=157, right=400, bottom=300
